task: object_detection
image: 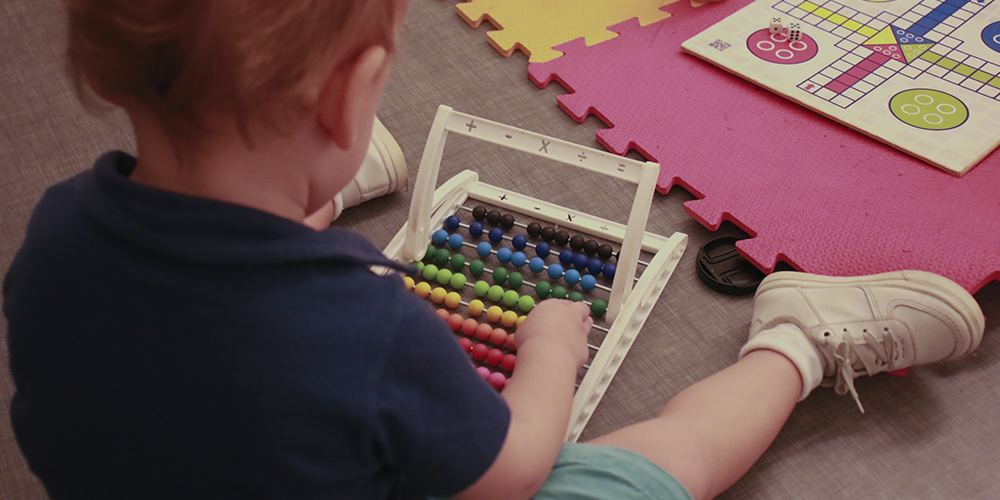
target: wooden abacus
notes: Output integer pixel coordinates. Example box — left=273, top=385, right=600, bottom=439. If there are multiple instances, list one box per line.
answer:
left=382, top=106, right=687, bottom=442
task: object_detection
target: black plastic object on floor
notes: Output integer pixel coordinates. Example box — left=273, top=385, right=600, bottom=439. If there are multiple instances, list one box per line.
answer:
left=696, top=236, right=765, bottom=295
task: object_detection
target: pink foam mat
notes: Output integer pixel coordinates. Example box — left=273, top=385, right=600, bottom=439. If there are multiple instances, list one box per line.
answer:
left=526, top=0, right=1000, bottom=293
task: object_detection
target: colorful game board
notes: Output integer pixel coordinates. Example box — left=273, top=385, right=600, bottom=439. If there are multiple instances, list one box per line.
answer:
left=681, top=0, right=1000, bottom=176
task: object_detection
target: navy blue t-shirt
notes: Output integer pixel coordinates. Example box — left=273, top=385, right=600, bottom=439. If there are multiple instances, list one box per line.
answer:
left=4, top=152, right=510, bottom=499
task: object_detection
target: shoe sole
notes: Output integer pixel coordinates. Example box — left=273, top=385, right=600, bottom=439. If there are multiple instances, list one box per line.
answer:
left=757, top=270, right=985, bottom=359
left=371, top=118, right=407, bottom=194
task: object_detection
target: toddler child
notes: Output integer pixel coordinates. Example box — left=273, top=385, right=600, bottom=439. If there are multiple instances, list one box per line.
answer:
left=4, top=1, right=984, bottom=499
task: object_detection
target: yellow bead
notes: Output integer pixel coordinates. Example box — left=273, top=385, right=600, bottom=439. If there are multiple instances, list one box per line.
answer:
left=445, top=292, right=462, bottom=309
left=516, top=315, right=527, bottom=328
left=468, top=299, right=485, bottom=317
left=501, top=310, right=518, bottom=328
left=414, top=281, right=432, bottom=298
left=487, top=306, right=503, bottom=323
left=430, top=287, right=447, bottom=304
left=403, top=276, right=415, bottom=291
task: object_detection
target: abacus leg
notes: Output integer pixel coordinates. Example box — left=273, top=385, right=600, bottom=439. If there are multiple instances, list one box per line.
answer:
left=587, top=350, right=801, bottom=500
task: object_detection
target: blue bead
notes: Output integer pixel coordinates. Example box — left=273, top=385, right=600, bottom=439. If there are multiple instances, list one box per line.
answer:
left=511, top=251, right=527, bottom=268
left=489, top=227, right=504, bottom=243
left=581, top=274, right=597, bottom=291
left=564, top=269, right=581, bottom=286
left=497, top=247, right=512, bottom=263
left=603, top=264, right=616, bottom=280
left=477, top=242, right=493, bottom=258
left=432, top=229, right=448, bottom=245
left=469, top=222, right=484, bottom=238
left=529, top=257, right=545, bottom=273
left=512, top=234, right=528, bottom=250
left=535, top=241, right=551, bottom=258
left=447, top=233, right=464, bottom=250
left=547, top=264, right=564, bottom=280
left=573, top=253, right=589, bottom=270
left=559, top=249, right=574, bottom=265
left=587, top=258, right=603, bottom=275
left=445, top=215, right=461, bottom=231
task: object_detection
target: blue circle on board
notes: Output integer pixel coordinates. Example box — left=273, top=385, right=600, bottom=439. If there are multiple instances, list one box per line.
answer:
left=983, top=21, right=1000, bottom=53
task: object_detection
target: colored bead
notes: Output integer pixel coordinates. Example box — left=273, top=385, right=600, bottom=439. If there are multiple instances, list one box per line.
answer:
left=450, top=253, right=466, bottom=270
left=559, top=249, right=574, bottom=265
left=472, top=343, right=489, bottom=361
left=413, top=261, right=424, bottom=273
left=449, top=272, right=467, bottom=290
left=510, top=251, right=526, bottom=268
left=529, top=257, right=545, bottom=273
left=492, top=267, right=508, bottom=285
left=432, top=229, right=449, bottom=245
left=501, top=354, right=517, bottom=371
left=486, top=348, right=504, bottom=366
left=547, top=264, right=564, bottom=280
left=500, top=214, right=515, bottom=229
left=551, top=286, right=567, bottom=299
left=476, top=323, right=494, bottom=340
left=501, top=310, right=518, bottom=327
left=488, top=227, right=504, bottom=243
left=572, top=253, right=589, bottom=271
left=477, top=242, right=492, bottom=258
left=473, top=281, right=490, bottom=297
left=503, top=290, right=519, bottom=308
left=488, top=372, right=507, bottom=390
left=516, top=315, right=526, bottom=328
left=488, top=285, right=505, bottom=302
left=435, top=309, right=450, bottom=321
left=603, top=264, right=616, bottom=280
left=431, top=287, right=447, bottom=304
left=403, top=276, right=414, bottom=291
left=469, top=299, right=485, bottom=316
left=472, top=206, right=487, bottom=221
left=581, top=274, right=597, bottom=291
left=564, top=269, right=581, bottom=286
left=422, top=264, right=439, bottom=281
left=540, top=227, right=556, bottom=242
left=569, top=291, right=584, bottom=302
left=535, top=281, right=551, bottom=298
left=554, top=231, right=569, bottom=246
left=511, top=234, right=527, bottom=250
left=436, top=268, right=453, bottom=286
left=487, top=305, right=503, bottom=323
left=535, top=242, right=550, bottom=258
left=458, top=337, right=474, bottom=353
left=445, top=215, right=461, bottom=230
left=476, top=366, right=491, bottom=379
left=496, top=247, right=512, bottom=263
left=597, top=244, right=614, bottom=260
left=569, top=235, right=585, bottom=251
left=583, top=239, right=599, bottom=255
left=490, top=328, right=507, bottom=346
left=469, top=221, right=484, bottom=238
left=447, top=233, right=464, bottom=250
left=415, top=281, right=432, bottom=298
left=461, top=318, right=479, bottom=336
left=469, top=259, right=486, bottom=276
left=518, top=295, right=535, bottom=313
left=591, top=299, right=608, bottom=317
left=526, top=222, right=542, bottom=238
left=435, top=248, right=450, bottom=264
left=507, top=272, right=523, bottom=289
left=587, top=258, right=603, bottom=275
left=506, top=334, right=517, bottom=350
left=425, top=244, right=436, bottom=261
left=447, top=313, right=464, bottom=330
left=486, top=210, right=501, bottom=226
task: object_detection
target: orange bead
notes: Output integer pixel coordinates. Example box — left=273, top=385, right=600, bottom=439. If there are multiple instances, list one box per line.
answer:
left=461, top=318, right=479, bottom=336
left=490, top=328, right=507, bottom=346
left=506, top=333, right=517, bottom=351
left=476, top=323, right=493, bottom=341
left=447, top=313, right=464, bottom=331
left=435, top=309, right=450, bottom=321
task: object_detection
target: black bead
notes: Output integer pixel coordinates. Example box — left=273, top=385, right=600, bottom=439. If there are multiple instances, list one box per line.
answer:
left=554, top=230, right=569, bottom=246
left=597, top=244, right=613, bottom=260
left=499, top=214, right=515, bottom=229
left=486, top=210, right=501, bottom=226
left=583, top=239, right=599, bottom=255
left=569, top=235, right=585, bottom=251
left=540, top=227, right=556, bottom=242
left=472, top=206, right=487, bottom=221
left=527, top=222, right=542, bottom=238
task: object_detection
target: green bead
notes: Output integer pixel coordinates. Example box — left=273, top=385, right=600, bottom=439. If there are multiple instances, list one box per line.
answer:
left=535, top=281, right=551, bottom=299
left=507, top=271, right=523, bottom=289
left=450, top=272, right=467, bottom=289
left=518, top=295, right=535, bottom=313
left=488, top=285, right=505, bottom=302
left=492, top=267, right=508, bottom=285
left=422, top=264, right=439, bottom=281
left=435, top=248, right=450, bottom=264
left=424, top=244, right=436, bottom=261
left=473, top=280, right=490, bottom=297
left=551, top=286, right=567, bottom=299
left=569, top=291, right=584, bottom=302
left=450, top=253, right=466, bottom=270
left=436, top=268, right=453, bottom=286
left=413, top=261, right=425, bottom=273
left=469, top=259, right=486, bottom=276
left=503, top=290, right=519, bottom=307
left=591, top=299, right=608, bottom=317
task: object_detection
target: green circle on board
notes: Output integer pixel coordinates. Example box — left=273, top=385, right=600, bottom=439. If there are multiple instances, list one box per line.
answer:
left=889, top=89, right=968, bottom=131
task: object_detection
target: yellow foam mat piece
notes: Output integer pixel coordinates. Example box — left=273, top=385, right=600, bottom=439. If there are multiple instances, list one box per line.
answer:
left=456, top=0, right=678, bottom=63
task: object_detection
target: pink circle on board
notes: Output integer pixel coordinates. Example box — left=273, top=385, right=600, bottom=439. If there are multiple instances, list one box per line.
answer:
left=747, top=28, right=818, bottom=64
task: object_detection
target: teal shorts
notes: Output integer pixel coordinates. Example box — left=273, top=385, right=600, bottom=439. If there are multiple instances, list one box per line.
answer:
left=430, top=442, right=693, bottom=500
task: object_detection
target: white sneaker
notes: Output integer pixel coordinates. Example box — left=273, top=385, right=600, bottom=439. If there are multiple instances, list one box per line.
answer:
left=740, top=270, right=985, bottom=412
left=332, top=118, right=407, bottom=219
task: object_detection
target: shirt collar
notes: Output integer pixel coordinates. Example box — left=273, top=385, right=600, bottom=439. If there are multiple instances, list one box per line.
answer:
left=74, top=151, right=412, bottom=271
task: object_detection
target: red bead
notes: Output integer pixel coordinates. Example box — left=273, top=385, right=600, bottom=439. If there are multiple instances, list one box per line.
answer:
left=458, top=337, right=473, bottom=353
left=476, top=366, right=491, bottom=379
left=448, top=313, right=464, bottom=331
left=476, top=323, right=493, bottom=341
left=486, top=348, right=503, bottom=366
left=488, top=372, right=507, bottom=390
left=471, top=343, right=489, bottom=361
left=461, top=318, right=479, bottom=336
left=501, top=354, right=517, bottom=372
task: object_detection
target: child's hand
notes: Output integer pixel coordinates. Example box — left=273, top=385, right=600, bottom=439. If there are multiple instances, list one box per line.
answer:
left=513, top=300, right=593, bottom=370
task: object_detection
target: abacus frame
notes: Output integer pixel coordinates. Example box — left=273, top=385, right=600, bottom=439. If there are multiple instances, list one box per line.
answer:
left=382, top=105, right=687, bottom=442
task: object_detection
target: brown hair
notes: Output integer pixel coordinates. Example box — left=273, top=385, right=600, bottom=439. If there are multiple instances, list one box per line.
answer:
left=64, top=0, right=400, bottom=141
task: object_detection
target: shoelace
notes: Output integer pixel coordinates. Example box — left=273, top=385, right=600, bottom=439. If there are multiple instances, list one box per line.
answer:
left=818, top=327, right=901, bottom=414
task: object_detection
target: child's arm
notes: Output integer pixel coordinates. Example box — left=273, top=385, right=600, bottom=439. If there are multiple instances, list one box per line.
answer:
left=454, top=300, right=593, bottom=500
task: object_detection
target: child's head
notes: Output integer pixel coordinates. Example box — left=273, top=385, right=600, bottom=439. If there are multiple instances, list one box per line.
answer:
left=64, top=0, right=403, bottom=142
